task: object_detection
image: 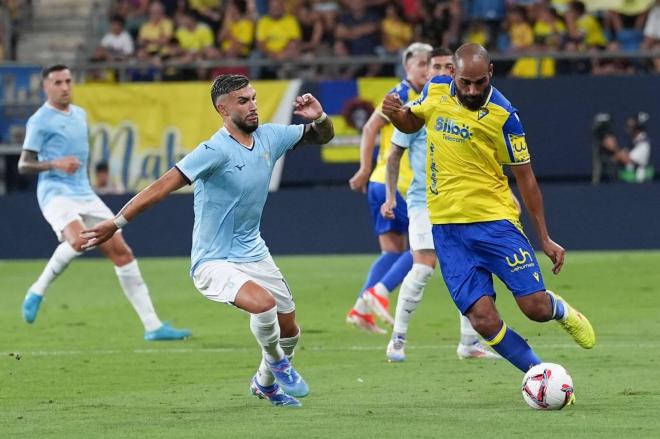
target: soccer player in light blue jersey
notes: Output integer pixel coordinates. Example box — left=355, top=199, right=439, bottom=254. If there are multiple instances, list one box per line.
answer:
left=18, top=64, right=191, bottom=341
left=81, top=74, right=335, bottom=408
left=381, top=48, right=501, bottom=362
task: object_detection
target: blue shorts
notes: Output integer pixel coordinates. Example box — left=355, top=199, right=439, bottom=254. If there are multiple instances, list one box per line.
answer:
left=367, top=181, right=408, bottom=236
left=432, top=220, right=546, bottom=314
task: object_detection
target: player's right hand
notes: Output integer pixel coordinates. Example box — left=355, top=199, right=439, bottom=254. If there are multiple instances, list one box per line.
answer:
left=542, top=238, right=565, bottom=275
left=53, top=156, right=81, bottom=174
left=381, top=93, right=403, bottom=118
left=349, top=169, right=370, bottom=193
left=380, top=199, right=397, bottom=220
left=80, top=219, right=118, bottom=249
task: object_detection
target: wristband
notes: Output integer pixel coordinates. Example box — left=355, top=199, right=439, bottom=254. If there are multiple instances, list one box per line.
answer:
left=113, top=214, right=128, bottom=229
left=313, top=112, right=327, bottom=125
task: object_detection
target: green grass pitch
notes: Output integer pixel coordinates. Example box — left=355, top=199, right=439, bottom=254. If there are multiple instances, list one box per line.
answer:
left=2, top=252, right=659, bottom=438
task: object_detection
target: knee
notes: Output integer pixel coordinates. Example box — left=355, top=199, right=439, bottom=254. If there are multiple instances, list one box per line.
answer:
left=253, top=294, right=276, bottom=314
left=519, top=292, right=553, bottom=322
left=467, top=308, right=501, bottom=337
left=112, top=245, right=134, bottom=267
left=68, top=238, right=86, bottom=253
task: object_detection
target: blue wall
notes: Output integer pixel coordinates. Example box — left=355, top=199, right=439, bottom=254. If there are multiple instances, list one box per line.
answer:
left=283, top=75, right=660, bottom=185
left=1, top=182, right=659, bottom=260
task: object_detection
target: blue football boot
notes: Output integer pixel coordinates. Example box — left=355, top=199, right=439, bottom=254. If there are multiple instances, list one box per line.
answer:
left=267, top=357, right=309, bottom=398
left=249, top=376, right=302, bottom=407
left=22, top=291, right=43, bottom=324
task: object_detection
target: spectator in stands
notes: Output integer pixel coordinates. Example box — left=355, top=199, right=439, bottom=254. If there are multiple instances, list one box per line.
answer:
left=507, top=5, right=534, bottom=51
left=219, top=0, right=255, bottom=59
left=137, top=1, right=174, bottom=57
left=295, top=1, right=324, bottom=56
left=92, top=15, right=135, bottom=61
left=533, top=5, right=566, bottom=49
left=380, top=2, right=413, bottom=56
left=335, top=0, right=381, bottom=77
left=111, top=0, right=150, bottom=39
left=189, top=0, right=223, bottom=33
left=464, top=20, right=490, bottom=49
left=94, top=162, right=125, bottom=195
left=565, top=1, right=607, bottom=51
left=175, top=8, right=216, bottom=61
left=468, top=0, right=506, bottom=49
left=642, top=0, right=660, bottom=72
left=254, top=0, right=301, bottom=77
left=418, top=0, right=462, bottom=48
left=605, top=0, right=651, bottom=42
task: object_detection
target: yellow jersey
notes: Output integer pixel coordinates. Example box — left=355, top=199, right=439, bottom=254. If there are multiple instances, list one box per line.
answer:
left=410, top=76, right=529, bottom=224
left=369, top=79, right=418, bottom=195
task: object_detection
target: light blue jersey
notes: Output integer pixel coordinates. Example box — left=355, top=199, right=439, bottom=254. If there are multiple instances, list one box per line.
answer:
left=391, top=126, right=427, bottom=211
left=22, top=103, right=95, bottom=210
left=176, top=123, right=304, bottom=275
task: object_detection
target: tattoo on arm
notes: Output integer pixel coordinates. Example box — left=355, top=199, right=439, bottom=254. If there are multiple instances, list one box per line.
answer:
left=298, top=118, right=335, bottom=146
left=17, top=150, right=51, bottom=175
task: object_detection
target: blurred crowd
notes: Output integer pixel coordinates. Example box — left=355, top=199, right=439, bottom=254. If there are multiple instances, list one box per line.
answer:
left=87, top=0, right=660, bottom=80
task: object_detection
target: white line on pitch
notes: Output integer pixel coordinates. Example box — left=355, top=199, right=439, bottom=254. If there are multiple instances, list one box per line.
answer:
left=2, top=342, right=657, bottom=357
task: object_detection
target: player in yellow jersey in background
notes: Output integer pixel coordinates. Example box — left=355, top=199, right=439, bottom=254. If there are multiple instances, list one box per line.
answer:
left=382, top=43, right=595, bottom=374
left=346, top=43, right=431, bottom=333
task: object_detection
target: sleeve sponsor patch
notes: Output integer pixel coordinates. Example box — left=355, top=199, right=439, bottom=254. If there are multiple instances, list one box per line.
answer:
left=508, top=133, right=530, bottom=162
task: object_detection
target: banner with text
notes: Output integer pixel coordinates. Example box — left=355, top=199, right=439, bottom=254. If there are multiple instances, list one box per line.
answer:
left=75, top=81, right=291, bottom=191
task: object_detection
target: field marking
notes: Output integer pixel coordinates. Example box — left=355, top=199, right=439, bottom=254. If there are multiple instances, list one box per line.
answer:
left=3, top=342, right=658, bottom=358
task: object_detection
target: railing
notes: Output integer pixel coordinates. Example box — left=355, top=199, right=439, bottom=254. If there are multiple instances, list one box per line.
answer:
left=1, top=49, right=658, bottom=82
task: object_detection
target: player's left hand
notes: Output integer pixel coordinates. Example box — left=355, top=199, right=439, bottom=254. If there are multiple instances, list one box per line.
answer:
left=293, top=93, right=323, bottom=120
left=542, top=238, right=565, bottom=275
left=80, top=219, right=119, bottom=249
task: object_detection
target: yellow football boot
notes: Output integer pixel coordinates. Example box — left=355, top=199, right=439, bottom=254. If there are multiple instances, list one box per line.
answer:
left=548, top=290, right=596, bottom=349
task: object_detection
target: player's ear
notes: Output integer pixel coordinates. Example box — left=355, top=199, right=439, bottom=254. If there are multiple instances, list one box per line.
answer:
left=488, top=63, right=494, bottom=80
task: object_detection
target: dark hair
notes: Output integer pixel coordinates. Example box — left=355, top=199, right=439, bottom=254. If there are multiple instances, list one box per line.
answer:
left=429, top=47, right=453, bottom=59
left=42, top=64, right=69, bottom=79
left=109, top=14, right=125, bottom=26
left=210, top=74, right=250, bottom=108
left=95, top=162, right=109, bottom=173
left=234, top=0, right=247, bottom=14
left=570, top=1, right=585, bottom=15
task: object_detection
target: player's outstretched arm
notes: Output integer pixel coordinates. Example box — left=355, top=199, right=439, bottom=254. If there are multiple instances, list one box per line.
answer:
left=80, top=167, right=188, bottom=249
left=381, top=144, right=404, bottom=220
left=293, top=93, right=335, bottom=146
left=381, top=93, right=424, bottom=134
left=17, top=150, right=81, bottom=175
left=510, top=163, right=565, bottom=275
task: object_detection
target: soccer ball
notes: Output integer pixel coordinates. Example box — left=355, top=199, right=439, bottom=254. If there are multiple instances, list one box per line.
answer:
left=521, top=363, right=574, bottom=410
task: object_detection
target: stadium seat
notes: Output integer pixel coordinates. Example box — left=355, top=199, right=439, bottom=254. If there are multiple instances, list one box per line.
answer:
left=616, top=29, right=643, bottom=52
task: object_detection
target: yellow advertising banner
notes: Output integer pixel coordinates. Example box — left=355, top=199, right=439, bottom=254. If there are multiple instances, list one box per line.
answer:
left=74, top=81, right=290, bottom=191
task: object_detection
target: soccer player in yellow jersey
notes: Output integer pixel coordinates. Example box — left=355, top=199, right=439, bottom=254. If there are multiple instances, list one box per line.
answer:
left=346, top=43, right=431, bottom=333
left=382, top=43, right=595, bottom=373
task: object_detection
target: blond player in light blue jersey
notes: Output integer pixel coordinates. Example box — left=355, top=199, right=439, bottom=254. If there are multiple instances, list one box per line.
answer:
left=381, top=48, right=500, bottom=362
left=81, top=74, right=335, bottom=408
left=18, top=64, right=190, bottom=341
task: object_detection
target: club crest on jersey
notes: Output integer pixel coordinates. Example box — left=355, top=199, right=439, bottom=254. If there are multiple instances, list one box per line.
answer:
left=478, top=108, right=489, bottom=120
left=261, top=150, right=271, bottom=165
left=434, top=117, right=472, bottom=142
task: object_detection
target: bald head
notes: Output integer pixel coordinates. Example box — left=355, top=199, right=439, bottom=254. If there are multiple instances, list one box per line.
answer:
left=453, top=43, right=491, bottom=75
left=452, top=44, right=493, bottom=111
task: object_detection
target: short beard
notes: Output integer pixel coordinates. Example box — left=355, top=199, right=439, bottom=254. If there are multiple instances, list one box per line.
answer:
left=456, top=86, right=490, bottom=111
left=233, top=117, right=258, bottom=134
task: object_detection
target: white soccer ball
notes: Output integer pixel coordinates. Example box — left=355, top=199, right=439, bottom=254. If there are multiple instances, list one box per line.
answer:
left=521, top=362, right=574, bottom=410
